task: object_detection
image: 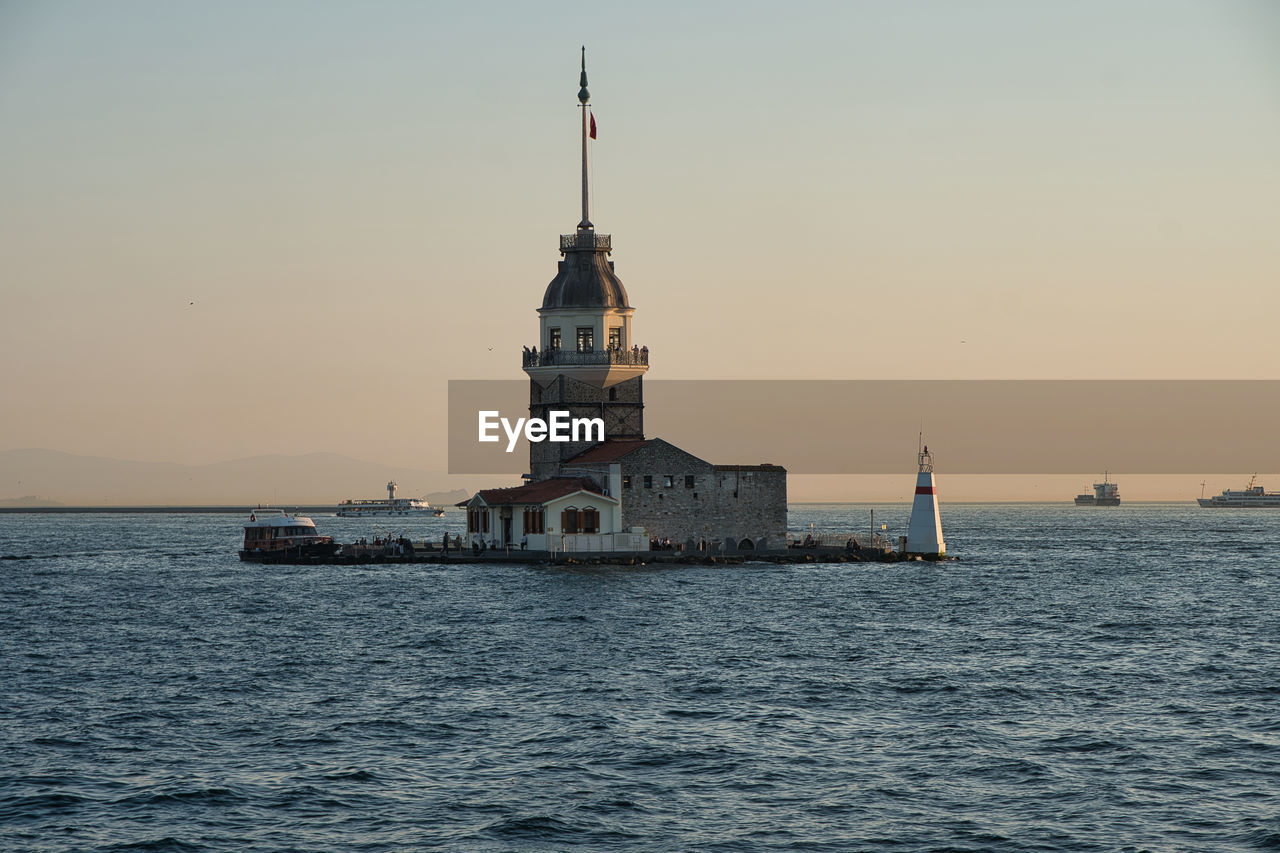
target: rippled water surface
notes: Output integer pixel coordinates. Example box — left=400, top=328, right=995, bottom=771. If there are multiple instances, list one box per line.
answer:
left=2, top=505, right=1279, bottom=852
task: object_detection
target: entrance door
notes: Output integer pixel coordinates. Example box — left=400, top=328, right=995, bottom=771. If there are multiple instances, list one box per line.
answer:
left=503, top=517, right=512, bottom=547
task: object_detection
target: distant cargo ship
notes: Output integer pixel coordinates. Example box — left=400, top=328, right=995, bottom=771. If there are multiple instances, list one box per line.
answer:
left=337, top=481, right=439, bottom=517
left=1075, top=473, right=1120, bottom=506
left=1197, top=475, right=1280, bottom=508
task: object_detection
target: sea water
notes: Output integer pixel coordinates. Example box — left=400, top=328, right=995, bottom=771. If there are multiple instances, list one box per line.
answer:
left=1, top=505, right=1278, bottom=851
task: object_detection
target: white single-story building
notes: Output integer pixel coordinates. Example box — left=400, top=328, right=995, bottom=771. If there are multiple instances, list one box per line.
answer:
left=463, top=474, right=647, bottom=553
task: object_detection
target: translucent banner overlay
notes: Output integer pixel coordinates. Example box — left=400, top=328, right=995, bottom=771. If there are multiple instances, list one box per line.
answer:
left=449, top=380, right=1280, bottom=475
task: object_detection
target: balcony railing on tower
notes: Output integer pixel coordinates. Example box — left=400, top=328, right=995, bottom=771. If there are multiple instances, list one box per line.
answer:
left=560, top=232, right=612, bottom=252
left=523, top=346, right=648, bottom=369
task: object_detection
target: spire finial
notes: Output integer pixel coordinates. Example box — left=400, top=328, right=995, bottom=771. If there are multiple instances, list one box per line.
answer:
left=577, top=47, right=592, bottom=230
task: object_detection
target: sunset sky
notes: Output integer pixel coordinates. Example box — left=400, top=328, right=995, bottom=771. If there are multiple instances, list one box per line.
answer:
left=2, top=1, right=1277, bottom=501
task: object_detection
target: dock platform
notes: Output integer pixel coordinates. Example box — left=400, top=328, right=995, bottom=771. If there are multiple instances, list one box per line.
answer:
left=242, top=543, right=925, bottom=566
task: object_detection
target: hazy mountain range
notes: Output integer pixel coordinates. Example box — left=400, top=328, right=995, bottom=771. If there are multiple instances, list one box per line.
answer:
left=0, top=449, right=476, bottom=507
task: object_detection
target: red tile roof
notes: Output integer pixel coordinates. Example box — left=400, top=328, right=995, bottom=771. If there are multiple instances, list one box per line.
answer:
left=472, top=477, right=614, bottom=506
left=563, top=439, right=652, bottom=464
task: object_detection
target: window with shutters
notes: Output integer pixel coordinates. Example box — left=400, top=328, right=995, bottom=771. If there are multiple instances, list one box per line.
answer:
left=522, top=507, right=545, bottom=534
left=561, top=507, right=579, bottom=534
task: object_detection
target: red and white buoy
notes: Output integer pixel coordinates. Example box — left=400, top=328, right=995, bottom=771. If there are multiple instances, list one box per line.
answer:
left=905, top=439, right=946, bottom=557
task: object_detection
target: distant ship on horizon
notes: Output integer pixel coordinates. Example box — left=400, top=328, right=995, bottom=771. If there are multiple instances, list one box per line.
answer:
left=1075, top=473, right=1120, bottom=506
left=1197, top=475, right=1280, bottom=508
left=337, top=481, right=441, bottom=517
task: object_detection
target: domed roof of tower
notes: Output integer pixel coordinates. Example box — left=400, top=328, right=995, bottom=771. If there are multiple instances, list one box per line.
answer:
left=541, top=240, right=631, bottom=310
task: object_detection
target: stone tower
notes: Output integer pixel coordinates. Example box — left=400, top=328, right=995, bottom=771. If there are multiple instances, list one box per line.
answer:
left=523, top=49, right=649, bottom=481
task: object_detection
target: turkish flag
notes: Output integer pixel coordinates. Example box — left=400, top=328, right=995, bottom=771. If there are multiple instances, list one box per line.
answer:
left=589, top=112, right=597, bottom=139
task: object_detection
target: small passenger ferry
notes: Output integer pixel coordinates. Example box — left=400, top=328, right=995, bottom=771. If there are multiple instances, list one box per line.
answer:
left=337, top=481, right=438, bottom=517
left=240, top=508, right=337, bottom=562
left=1197, top=475, right=1280, bottom=508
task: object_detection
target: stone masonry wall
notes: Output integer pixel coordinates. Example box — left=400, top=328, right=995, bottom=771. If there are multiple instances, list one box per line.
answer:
left=567, top=439, right=788, bottom=547
left=528, top=375, right=644, bottom=480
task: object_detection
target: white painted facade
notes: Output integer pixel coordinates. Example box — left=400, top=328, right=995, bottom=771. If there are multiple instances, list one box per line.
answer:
left=539, top=306, right=634, bottom=354
left=467, top=487, right=648, bottom=553
left=525, top=306, right=647, bottom=389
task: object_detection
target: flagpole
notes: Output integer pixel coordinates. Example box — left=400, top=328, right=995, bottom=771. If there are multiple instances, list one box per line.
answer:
left=578, top=46, right=592, bottom=230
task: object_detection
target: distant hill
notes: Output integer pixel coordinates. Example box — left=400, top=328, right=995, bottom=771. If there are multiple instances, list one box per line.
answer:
left=426, top=489, right=472, bottom=507
left=0, top=449, right=496, bottom=506
left=0, top=495, right=64, bottom=507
